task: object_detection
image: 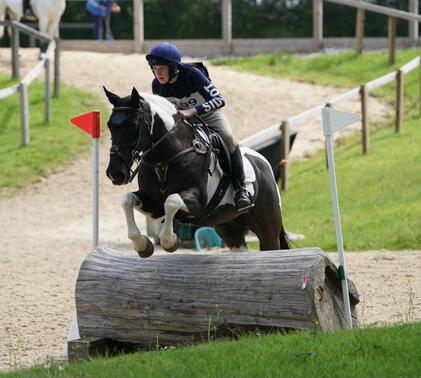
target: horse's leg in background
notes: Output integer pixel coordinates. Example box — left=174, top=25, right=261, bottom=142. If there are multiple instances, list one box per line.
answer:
left=0, top=3, right=5, bottom=40
left=214, top=219, right=248, bottom=252
left=159, top=193, right=188, bottom=252
left=121, top=191, right=155, bottom=258
left=37, top=16, right=49, bottom=53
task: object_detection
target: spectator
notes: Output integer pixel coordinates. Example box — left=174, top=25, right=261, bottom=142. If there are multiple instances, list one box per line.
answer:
left=85, top=0, right=120, bottom=40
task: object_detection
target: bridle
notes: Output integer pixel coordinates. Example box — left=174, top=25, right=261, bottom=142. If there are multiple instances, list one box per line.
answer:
left=109, top=104, right=209, bottom=187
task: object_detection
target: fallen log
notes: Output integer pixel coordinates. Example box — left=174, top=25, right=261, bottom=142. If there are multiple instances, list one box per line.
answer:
left=70, top=247, right=359, bottom=359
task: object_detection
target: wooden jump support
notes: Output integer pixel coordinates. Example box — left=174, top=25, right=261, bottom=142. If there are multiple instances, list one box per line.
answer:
left=68, top=247, right=359, bottom=361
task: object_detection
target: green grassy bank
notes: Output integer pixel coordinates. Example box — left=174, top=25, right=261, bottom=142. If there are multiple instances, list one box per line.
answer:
left=0, top=74, right=107, bottom=196
left=3, top=322, right=421, bottom=377
left=214, top=49, right=421, bottom=251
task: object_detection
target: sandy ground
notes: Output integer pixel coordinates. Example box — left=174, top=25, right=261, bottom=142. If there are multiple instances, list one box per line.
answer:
left=0, top=49, right=420, bottom=371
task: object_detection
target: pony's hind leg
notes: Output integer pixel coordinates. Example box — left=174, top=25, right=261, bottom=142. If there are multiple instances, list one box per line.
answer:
left=215, top=220, right=248, bottom=252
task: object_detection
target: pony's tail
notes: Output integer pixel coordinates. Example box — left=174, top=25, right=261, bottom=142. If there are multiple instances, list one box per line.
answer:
left=279, top=225, right=291, bottom=250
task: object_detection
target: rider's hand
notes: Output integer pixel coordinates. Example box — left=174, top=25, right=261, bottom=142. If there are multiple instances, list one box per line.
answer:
left=178, top=108, right=198, bottom=119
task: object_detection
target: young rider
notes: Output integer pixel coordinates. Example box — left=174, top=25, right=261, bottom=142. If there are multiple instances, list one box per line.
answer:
left=146, top=42, right=254, bottom=211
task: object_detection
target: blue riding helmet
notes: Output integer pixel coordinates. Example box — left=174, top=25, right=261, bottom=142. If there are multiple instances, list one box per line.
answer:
left=146, top=42, right=181, bottom=83
left=146, top=42, right=181, bottom=66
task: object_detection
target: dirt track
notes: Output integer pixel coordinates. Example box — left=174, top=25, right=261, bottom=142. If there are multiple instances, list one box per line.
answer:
left=0, top=49, right=420, bottom=371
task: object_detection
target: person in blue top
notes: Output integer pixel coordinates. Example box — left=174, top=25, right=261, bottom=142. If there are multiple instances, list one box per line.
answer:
left=146, top=42, right=254, bottom=211
left=86, top=0, right=120, bottom=40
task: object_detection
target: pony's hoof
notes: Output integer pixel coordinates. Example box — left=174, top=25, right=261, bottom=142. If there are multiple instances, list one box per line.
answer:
left=136, top=238, right=154, bottom=258
left=163, top=237, right=179, bottom=253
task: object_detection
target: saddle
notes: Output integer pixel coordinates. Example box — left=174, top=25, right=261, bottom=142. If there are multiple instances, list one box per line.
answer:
left=182, top=116, right=232, bottom=218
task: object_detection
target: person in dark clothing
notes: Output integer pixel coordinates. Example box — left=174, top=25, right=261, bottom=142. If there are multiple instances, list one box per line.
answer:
left=146, top=42, right=254, bottom=211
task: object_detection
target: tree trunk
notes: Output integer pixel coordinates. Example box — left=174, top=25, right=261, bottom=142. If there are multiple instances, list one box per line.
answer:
left=75, top=247, right=359, bottom=349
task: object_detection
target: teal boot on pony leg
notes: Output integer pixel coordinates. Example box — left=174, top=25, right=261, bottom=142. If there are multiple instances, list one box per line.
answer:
left=230, top=146, right=254, bottom=211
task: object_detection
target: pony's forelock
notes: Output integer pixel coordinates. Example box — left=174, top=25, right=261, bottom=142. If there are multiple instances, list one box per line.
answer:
left=140, top=92, right=177, bottom=131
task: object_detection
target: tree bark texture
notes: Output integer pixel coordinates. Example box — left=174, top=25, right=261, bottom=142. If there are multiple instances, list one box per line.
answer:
left=75, top=247, right=359, bottom=348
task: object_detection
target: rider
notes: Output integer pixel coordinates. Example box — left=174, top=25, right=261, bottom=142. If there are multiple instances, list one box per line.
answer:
left=145, top=42, right=254, bottom=211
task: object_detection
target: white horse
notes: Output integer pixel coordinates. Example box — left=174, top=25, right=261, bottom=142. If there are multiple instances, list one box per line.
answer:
left=0, top=0, right=22, bottom=39
left=31, top=0, right=65, bottom=39
left=0, top=0, right=65, bottom=39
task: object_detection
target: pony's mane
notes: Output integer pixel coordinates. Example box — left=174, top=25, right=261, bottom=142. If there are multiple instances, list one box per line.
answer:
left=140, top=91, right=177, bottom=131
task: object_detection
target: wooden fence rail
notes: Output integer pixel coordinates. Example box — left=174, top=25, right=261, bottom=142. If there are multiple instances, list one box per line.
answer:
left=320, top=0, right=421, bottom=65
left=241, top=56, right=421, bottom=191
left=0, top=20, right=59, bottom=146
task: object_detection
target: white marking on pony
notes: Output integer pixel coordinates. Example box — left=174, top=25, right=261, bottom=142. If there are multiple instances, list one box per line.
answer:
left=121, top=192, right=150, bottom=252
left=242, top=147, right=282, bottom=209
left=140, top=91, right=177, bottom=132
left=159, top=194, right=188, bottom=250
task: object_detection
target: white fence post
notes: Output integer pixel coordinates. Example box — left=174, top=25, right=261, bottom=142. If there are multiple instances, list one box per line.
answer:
left=222, top=0, right=232, bottom=54
left=19, top=83, right=30, bottom=146
left=322, top=107, right=361, bottom=330
left=12, top=26, right=20, bottom=79
left=133, top=0, right=144, bottom=53
left=54, top=38, right=60, bottom=97
left=313, top=0, right=323, bottom=49
left=44, top=57, right=51, bottom=123
left=409, top=0, right=419, bottom=46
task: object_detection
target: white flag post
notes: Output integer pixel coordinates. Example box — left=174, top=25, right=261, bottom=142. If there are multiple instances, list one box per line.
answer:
left=322, top=107, right=361, bottom=330
left=67, top=110, right=101, bottom=355
left=70, top=110, right=101, bottom=248
left=92, top=134, right=99, bottom=248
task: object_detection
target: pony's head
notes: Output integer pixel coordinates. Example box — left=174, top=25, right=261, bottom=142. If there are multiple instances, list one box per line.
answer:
left=104, top=86, right=176, bottom=185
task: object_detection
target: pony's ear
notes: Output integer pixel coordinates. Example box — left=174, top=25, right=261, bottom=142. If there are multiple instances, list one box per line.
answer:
left=131, top=87, right=144, bottom=106
left=103, top=86, right=120, bottom=105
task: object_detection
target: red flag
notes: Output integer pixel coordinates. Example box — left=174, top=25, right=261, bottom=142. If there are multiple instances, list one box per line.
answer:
left=71, top=111, right=100, bottom=138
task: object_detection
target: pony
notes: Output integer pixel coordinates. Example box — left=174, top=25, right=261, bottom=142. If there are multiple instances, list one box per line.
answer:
left=0, top=0, right=65, bottom=41
left=104, top=87, right=290, bottom=258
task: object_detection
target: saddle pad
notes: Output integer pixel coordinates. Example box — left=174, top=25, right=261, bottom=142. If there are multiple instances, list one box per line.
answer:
left=241, top=148, right=256, bottom=183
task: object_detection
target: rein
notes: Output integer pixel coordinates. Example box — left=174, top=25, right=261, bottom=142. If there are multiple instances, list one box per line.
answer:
left=110, top=105, right=209, bottom=188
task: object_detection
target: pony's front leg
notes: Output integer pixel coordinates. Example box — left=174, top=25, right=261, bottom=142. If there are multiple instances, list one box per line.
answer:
left=159, top=193, right=189, bottom=252
left=121, top=192, right=154, bottom=258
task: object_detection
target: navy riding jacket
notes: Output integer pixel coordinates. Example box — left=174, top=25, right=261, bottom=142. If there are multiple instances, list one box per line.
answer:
left=151, top=64, right=226, bottom=115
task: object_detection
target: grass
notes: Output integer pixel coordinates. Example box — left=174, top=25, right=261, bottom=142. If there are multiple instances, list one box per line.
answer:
left=0, top=73, right=107, bottom=196
left=3, top=322, right=421, bottom=377
left=213, top=49, right=421, bottom=251
left=283, top=114, right=421, bottom=251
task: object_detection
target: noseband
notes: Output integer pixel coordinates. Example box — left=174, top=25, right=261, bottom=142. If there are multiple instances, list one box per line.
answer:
left=109, top=106, right=146, bottom=182
left=109, top=103, right=210, bottom=189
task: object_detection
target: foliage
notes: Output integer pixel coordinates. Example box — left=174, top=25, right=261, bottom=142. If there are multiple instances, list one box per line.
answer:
left=55, top=0, right=412, bottom=40
left=3, top=322, right=421, bottom=377
left=0, top=74, right=107, bottom=195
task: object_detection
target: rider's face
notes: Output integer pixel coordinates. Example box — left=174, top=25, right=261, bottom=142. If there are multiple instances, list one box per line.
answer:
left=152, top=65, right=170, bottom=84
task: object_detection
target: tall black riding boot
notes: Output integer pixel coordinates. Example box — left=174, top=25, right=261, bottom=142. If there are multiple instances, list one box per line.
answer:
left=230, top=146, right=254, bottom=211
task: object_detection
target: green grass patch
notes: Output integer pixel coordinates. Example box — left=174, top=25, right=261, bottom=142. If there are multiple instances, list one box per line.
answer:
left=214, top=50, right=421, bottom=251
left=4, top=322, right=421, bottom=377
left=0, top=74, right=108, bottom=196
left=283, top=114, right=421, bottom=251
left=213, top=49, right=421, bottom=88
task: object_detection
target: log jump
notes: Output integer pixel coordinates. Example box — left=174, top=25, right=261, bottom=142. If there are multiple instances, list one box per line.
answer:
left=69, top=247, right=359, bottom=360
